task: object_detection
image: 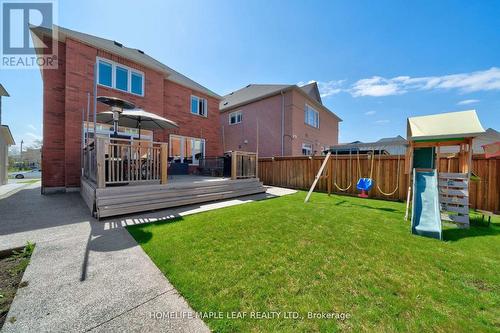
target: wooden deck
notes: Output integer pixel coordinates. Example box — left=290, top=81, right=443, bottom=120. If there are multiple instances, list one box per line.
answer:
left=81, top=175, right=266, bottom=219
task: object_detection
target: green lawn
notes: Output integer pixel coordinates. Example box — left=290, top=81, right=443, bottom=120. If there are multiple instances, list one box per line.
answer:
left=128, top=192, right=499, bottom=332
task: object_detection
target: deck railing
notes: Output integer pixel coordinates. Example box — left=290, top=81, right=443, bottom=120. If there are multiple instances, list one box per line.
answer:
left=83, top=137, right=168, bottom=188
left=231, top=151, right=258, bottom=179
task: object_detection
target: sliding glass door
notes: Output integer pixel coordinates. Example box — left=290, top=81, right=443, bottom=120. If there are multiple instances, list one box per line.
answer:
left=169, top=135, right=205, bottom=165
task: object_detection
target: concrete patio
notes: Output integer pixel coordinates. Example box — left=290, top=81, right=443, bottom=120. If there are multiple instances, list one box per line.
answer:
left=0, top=182, right=295, bottom=332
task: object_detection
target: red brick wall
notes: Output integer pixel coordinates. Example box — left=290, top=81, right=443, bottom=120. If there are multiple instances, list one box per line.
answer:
left=162, top=80, right=222, bottom=157
left=41, top=39, right=66, bottom=190
left=41, top=37, right=222, bottom=190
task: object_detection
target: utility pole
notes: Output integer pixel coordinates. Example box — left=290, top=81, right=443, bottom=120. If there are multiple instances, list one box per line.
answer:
left=20, top=139, right=24, bottom=168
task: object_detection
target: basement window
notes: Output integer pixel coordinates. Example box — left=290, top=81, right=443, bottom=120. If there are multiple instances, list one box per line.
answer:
left=302, top=143, right=312, bottom=156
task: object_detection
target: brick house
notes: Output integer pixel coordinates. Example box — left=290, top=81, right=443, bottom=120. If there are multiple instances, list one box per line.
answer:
left=31, top=26, right=222, bottom=193
left=220, top=82, right=341, bottom=157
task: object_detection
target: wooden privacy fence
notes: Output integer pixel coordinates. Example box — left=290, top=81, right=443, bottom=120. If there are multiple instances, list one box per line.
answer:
left=258, top=155, right=500, bottom=213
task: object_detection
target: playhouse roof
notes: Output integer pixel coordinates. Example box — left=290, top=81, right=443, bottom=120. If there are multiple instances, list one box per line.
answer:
left=407, top=110, right=485, bottom=141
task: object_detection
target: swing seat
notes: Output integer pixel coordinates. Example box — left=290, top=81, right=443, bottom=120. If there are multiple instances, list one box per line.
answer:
left=356, top=178, right=373, bottom=198
left=356, top=178, right=373, bottom=191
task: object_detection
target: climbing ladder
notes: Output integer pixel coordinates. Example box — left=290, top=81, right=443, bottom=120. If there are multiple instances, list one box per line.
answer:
left=438, top=172, right=470, bottom=228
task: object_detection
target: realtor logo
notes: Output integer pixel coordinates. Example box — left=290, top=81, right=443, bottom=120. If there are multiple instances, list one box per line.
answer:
left=1, top=0, right=58, bottom=69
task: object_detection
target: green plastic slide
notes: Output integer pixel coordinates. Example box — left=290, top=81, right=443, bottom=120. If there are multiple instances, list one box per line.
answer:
left=411, top=169, right=442, bottom=240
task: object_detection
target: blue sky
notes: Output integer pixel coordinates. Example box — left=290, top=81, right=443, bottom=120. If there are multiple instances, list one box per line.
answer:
left=1, top=0, right=499, bottom=149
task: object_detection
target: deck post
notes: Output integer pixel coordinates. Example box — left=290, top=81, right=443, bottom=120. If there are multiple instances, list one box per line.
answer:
left=231, top=151, right=238, bottom=180
left=96, top=138, right=106, bottom=188
left=160, top=143, right=168, bottom=184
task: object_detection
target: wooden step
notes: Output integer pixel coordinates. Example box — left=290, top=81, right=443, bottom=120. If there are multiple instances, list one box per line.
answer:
left=97, top=181, right=262, bottom=205
left=439, top=188, right=468, bottom=197
left=438, top=179, right=468, bottom=188
left=438, top=172, right=467, bottom=179
left=440, top=204, right=469, bottom=215
left=439, top=196, right=468, bottom=205
left=97, top=186, right=266, bottom=218
left=97, top=182, right=264, bottom=208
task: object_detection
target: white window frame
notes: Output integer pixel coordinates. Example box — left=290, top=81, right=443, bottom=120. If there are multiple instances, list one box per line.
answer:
left=304, top=104, right=319, bottom=128
left=229, top=111, right=242, bottom=125
left=302, top=143, right=313, bottom=156
left=96, top=57, right=145, bottom=97
left=190, top=95, right=208, bottom=117
left=169, top=134, right=206, bottom=165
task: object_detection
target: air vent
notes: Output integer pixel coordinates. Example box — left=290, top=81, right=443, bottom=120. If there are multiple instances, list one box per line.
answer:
left=137, top=49, right=144, bottom=54
left=114, top=41, right=123, bottom=47
left=223, top=101, right=228, bottom=105
left=229, top=92, right=234, bottom=95
left=246, top=84, right=251, bottom=88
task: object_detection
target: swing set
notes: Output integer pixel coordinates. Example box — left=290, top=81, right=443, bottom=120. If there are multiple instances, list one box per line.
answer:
left=305, top=140, right=406, bottom=203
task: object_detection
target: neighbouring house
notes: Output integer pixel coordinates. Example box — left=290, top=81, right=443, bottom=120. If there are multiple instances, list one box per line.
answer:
left=0, top=84, right=15, bottom=185
left=439, top=127, right=500, bottom=155
left=22, top=147, right=42, bottom=168
left=219, top=82, right=341, bottom=157
left=31, top=25, right=223, bottom=193
left=330, top=136, right=408, bottom=156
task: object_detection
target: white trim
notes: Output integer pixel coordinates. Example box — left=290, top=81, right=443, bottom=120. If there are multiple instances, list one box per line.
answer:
left=96, top=57, right=145, bottom=97
left=190, top=95, right=208, bottom=117
left=229, top=111, right=242, bottom=125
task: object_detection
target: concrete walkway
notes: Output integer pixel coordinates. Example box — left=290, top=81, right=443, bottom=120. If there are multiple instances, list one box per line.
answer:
left=0, top=183, right=295, bottom=332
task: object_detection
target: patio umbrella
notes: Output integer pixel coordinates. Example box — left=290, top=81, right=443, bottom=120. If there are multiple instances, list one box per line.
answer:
left=96, top=96, right=136, bottom=136
left=96, top=109, right=179, bottom=139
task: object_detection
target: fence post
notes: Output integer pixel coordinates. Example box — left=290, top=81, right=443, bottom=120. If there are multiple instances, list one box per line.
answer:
left=160, top=143, right=168, bottom=184
left=96, top=138, right=106, bottom=188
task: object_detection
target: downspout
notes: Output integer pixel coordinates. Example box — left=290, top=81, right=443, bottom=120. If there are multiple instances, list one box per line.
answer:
left=281, top=90, right=284, bottom=156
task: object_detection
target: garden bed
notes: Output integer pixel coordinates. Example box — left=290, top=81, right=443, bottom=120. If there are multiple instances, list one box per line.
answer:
left=0, top=243, right=34, bottom=328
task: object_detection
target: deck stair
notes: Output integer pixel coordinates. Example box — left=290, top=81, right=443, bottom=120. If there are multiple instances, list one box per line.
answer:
left=81, top=177, right=265, bottom=219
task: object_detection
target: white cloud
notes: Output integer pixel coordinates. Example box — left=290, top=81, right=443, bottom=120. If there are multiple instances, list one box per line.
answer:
left=25, top=132, right=42, bottom=140
left=457, top=99, right=480, bottom=105
left=27, top=124, right=37, bottom=131
left=316, top=80, right=345, bottom=98
left=351, top=67, right=500, bottom=97
left=364, top=110, right=376, bottom=116
left=375, top=119, right=390, bottom=124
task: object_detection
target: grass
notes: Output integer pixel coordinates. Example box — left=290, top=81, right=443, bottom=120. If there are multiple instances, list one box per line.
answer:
left=16, top=179, right=40, bottom=184
left=128, top=192, right=499, bottom=332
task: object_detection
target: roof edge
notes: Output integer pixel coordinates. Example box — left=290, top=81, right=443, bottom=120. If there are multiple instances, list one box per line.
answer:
left=220, top=85, right=342, bottom=121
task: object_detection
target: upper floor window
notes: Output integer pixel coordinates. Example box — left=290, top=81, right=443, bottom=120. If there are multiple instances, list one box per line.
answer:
left=115, top=66, right=129, bottom=91
left=131, top=72, right=143, bottom=95
left=302, top=143, right=312, bottom=156
left=97, top=58, right=144, bottom=96
left=191, top=95, right=207, bottom=117
left=305, top=104, right=319, bottom=128
left=98, top=60, right=112, bottom=87
left=229, top=111, right=242, bottom=125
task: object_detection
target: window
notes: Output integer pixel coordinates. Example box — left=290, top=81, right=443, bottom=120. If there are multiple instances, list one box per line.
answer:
left=168, top=135, right=205, bottom=165
left=229, top=111, right=242, bottom=125
left=131, top=72, right=143, bottom=95
left=190, top=95, right=207, bottom=117
left=302, top=143, right=312, bottom=156
left=96, top=58, right=144, bottom=96
left=305, top=104, right=319, bottom=128
left=98, top=60, right=112, bottom=87
left=115, top=66, right=129, bottom=91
